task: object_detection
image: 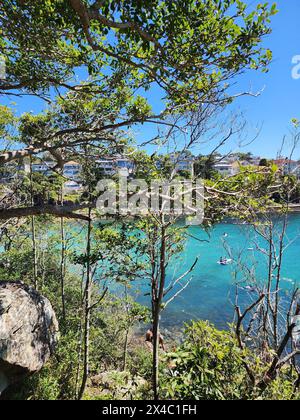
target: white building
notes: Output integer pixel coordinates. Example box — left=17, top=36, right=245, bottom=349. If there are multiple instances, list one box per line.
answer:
left=169, top=154, right=195, bottom=176
left=63, top=180, right=82, bottom=192
left=63, top=161, right=82, bottom=182
left=31, top=161, right=55, bottom=176
left=31, top=160, right=82, bottom=181
left=96, top=159, right=115, bottom=176
left=95, top=157, right=135, bottom=177
left=250, top=157, right=262, bottom=166
left=213, top=160, right=237, bottom=176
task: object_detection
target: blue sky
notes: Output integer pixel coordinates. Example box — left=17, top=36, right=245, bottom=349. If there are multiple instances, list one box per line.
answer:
left=231, top=0, right=300, bottom=158
left=140, top=0, right=300, bottom=158
left=2, top=0, right=299, bottom=159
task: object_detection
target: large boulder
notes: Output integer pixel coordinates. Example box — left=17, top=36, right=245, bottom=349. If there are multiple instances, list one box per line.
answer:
left=0, top=281, right=59, bottom=394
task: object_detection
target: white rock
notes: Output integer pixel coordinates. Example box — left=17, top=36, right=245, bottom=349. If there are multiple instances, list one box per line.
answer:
left=0, top=282, right=59, bottom=394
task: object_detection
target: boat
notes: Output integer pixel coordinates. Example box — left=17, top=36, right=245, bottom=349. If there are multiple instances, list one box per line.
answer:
left=217, top=259, right=233, bottom=265
left=244, top=285, right=256, bottom=293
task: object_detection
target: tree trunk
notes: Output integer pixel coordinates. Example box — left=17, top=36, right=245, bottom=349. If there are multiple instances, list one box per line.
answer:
left=29, top=157, right=38, bottom=290
left=123, top=328, right=129, bottom=372
left=78, top=207, right=92, bottom=400
left=273, top=214, right=287, bottom=349
left=60, top=186, right=66, bottom=323
left=75, top=269, right=86, bottom=400
left=151, top=224, right=166, bottom=400
left=31, top=215, right=38, bottom=290
left=152, top=304, right=160, bottom=400
left=123, top=285, right=130, bottom=372
left=60, top=216, right=66, bottom=323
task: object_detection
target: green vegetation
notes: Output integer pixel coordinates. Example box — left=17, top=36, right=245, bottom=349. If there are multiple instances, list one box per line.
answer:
left=3, top=0, right=300, bottom=403
left=2, top=158, right=300, bottom=400
left=162, top=321, right=300, bottom=401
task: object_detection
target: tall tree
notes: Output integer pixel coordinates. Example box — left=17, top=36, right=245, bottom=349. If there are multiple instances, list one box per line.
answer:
left=0, top=1, right=276, bottom=159
left=0, top=1, right=277, bottom=222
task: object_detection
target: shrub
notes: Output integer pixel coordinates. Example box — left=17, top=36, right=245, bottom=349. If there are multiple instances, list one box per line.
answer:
left=162, top=321, right=254, bottom=400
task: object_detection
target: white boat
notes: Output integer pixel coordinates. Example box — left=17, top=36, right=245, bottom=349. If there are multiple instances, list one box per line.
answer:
left=217, top=259, right=233, bottom=265
left=244, top=285, right=256, bottom=293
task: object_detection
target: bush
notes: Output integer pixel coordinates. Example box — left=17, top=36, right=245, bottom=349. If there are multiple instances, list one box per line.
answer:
left=162, top=321, right=254, bottom=400
left=161, top=321, right=300, bottom=401
left=128, top=346, right=153, bottom=380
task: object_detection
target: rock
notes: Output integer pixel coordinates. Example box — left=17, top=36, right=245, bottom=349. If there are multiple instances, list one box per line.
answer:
left=0, top=281, right=59, bottom=394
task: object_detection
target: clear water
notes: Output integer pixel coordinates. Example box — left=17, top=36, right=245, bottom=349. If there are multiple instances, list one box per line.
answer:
left=7, top=214, right=299, bottom=331
left=132, top=214, right=300, bottom=330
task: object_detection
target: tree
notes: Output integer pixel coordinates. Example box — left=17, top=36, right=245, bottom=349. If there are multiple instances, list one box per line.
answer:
left=1, top=1, right=276, bottom=97
left=194, top=155, right=218, bottom=180
left=0, top=1, right=276, bottom=167
left=139, top=217, right=198, bottom=400
left=0, top=0, right=286, bottom=403
left=259, top=158, right=269, bottom=167
left=204, top=158, right=300, bottom=396
left=0, top=0, right=277, bottom=222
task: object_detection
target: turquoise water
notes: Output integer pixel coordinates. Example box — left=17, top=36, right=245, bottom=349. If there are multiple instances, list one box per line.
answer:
left=133, top=214, right=300, bottom=330
left=15, top=214, right=299, bottom=331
